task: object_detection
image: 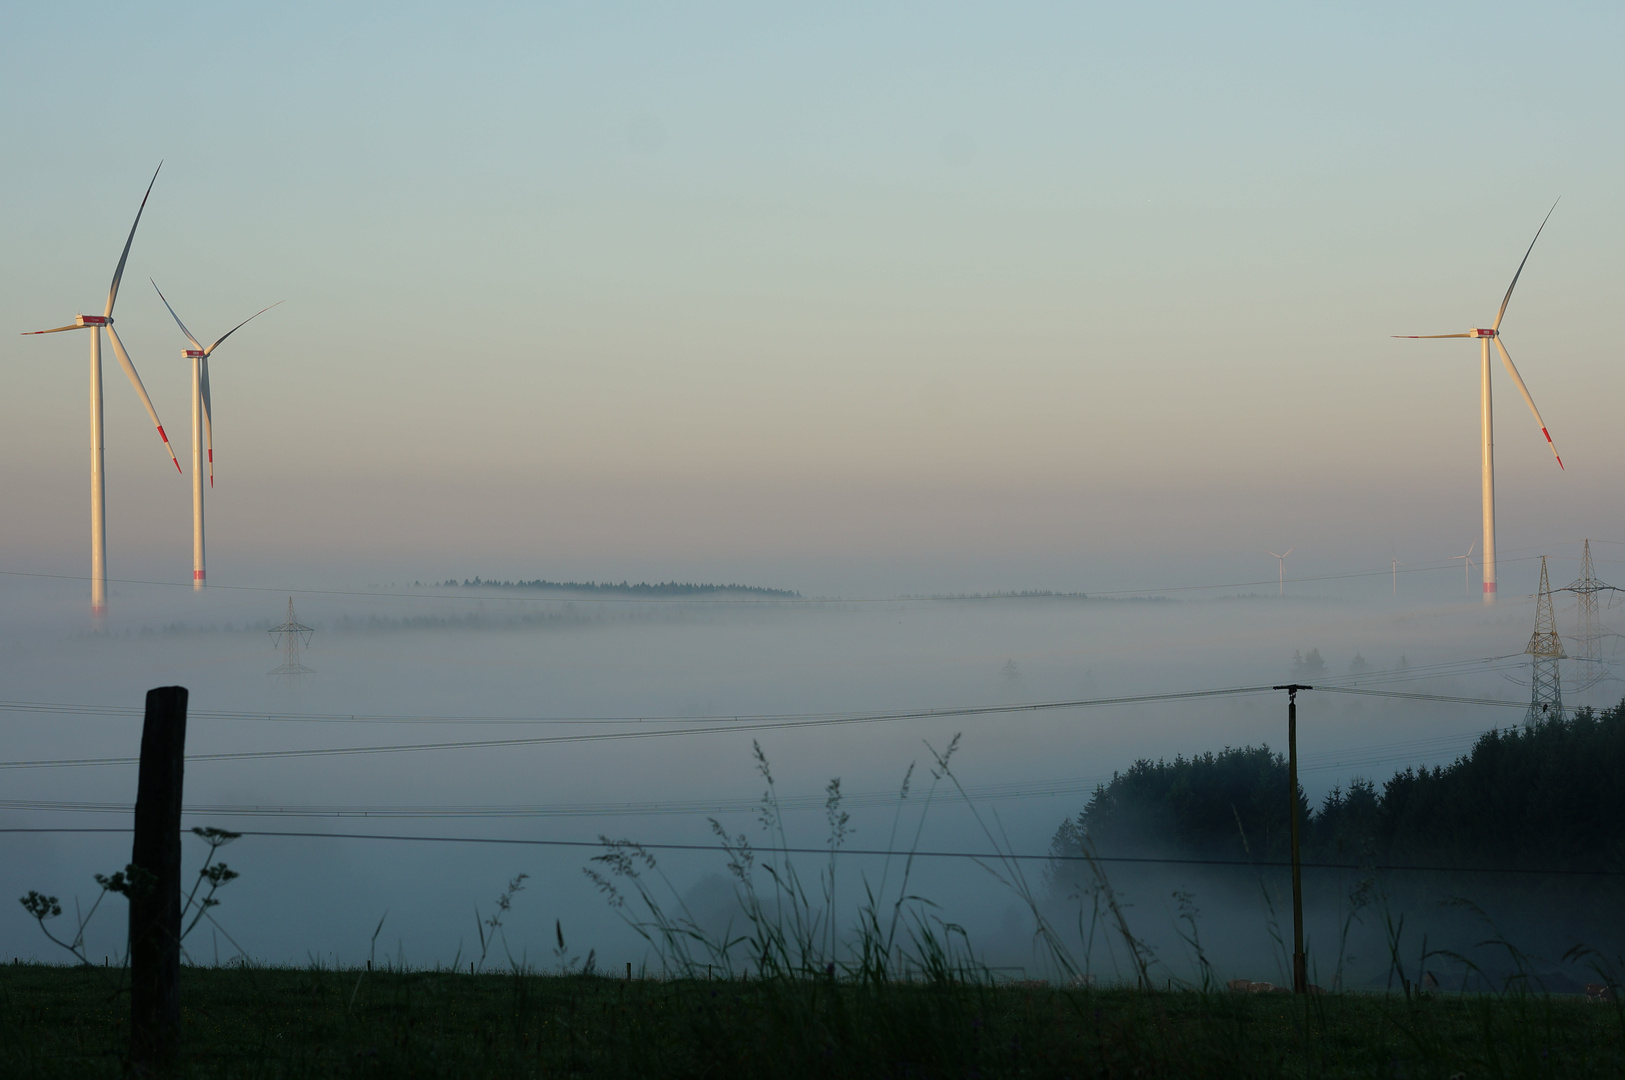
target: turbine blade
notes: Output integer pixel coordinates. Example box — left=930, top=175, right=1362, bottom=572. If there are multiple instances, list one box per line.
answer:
left=105, top=163, right=162, bottom=318
left=21, top=324, right=87, bottom=336
left=1494, top=337, right=1563, bottom=469
left=1392, top=334, right=1473, bottom=339
left=205, top=300, right=284, bottom=355
left=1493, top=198, right=1559, bottom=332
left=105, top=324, right=182, bottom=474
left=151, top=280, right=203, bottom=351
left=200, top=355, right=214, bottom=487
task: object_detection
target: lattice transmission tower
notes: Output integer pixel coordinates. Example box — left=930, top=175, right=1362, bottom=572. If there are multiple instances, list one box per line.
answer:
left=1560, top=539, right=1618, bottom=662
left=1524, top=556, right=1564, bottom=724
left=269, top=596, right=315, bottom=675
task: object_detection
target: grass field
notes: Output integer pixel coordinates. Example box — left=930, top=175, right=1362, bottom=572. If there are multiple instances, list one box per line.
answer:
left=2, top=963, right=1622, bottom=1078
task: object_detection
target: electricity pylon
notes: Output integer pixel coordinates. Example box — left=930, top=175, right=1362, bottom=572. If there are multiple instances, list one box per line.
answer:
left=1560, top=539, right=1618, bottom=662
left=1524, top=557, right=1564, bottom=724
left=269, top=596, right=315, bottom=675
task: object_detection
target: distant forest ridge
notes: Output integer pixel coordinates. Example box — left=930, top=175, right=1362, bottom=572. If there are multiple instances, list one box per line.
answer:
left=904, top=591, right=1174, bottom=602
left=437, top=577, right=801, bottom=598
left=906, top=590, right=1092, bottom=600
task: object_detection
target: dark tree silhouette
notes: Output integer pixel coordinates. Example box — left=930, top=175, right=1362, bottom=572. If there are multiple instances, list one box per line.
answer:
left=1051, top=700, right=1625, bottom=874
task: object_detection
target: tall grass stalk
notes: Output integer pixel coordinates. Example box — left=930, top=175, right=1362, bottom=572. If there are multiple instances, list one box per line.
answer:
left=587, top=738, right=1008, bottom=985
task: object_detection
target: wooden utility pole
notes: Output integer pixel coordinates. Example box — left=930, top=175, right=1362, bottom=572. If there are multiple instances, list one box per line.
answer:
left=130, top=686, right=188, bottom=1070
left=1273, top=683, right=1310, bottom=994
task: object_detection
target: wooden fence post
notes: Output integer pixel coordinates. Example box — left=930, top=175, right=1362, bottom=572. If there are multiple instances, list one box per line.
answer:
left=130, top=686, right=188, bottom=1070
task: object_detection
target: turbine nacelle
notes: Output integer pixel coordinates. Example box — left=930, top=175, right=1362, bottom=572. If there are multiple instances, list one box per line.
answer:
left=1468, top=328, right=1498, bottom=339
left=77, top=315, right=110, bottom=327
left=183, top=349, right=206, bottom=358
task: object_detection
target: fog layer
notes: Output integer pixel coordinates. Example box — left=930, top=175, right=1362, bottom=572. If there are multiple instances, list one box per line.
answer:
left=3, top=571, right=1614, bottom=986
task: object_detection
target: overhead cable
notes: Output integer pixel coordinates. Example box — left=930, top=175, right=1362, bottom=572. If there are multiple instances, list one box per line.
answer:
left=0, top=683, right=1532, bottom=771
left=0, top=827, right=1617, bottom=879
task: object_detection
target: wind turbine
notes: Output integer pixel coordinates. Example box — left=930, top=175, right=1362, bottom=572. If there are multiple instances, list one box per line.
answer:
left=21, top=165, right=181, bottom=618
left=1451, top=542, right=1476, bottom=598
left=152, top=283, right=282, bottom=590
left=1391, top=557, right=1405, bottom=597
left=1395, top=203, right=1565, bottom=604
left=1267, top=547, right=1294, bottom=596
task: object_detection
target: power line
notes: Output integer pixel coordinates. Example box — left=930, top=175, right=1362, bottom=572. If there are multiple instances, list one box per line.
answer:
left=1327, top=655, right=1527, bottom=688
left=0, top=700, right=990, bottom=725
left=0, top=728, right=1486, bottom=821
left=0, top=686, right=1277, bottom=769
left=1, top=827, right=1617, bottom=879
left=0, top=685, right=1530, bottom=771
left=1315, top=686, right=1523, bottom=708
left=0, top=683, right=1534, bottom=772
left=0, top=731, right=1492, bottom=821
left=0, top=782, right=1109, bottom=820
left=0, top=712, right=1513, bottom=824
left=0, top=680, right=1526, bottom=730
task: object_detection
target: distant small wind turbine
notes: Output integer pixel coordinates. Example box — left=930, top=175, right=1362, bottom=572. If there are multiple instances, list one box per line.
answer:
left=21, top=165, right=181, bottom=618
left=1451, top=542, right=1477, bottom=598
left=152, top=282, right=282, bottom=590
left=1394, top=202, right=1565, bottom=605
left=1391, top=558, right=1405, bottom=598
left=1267, top=548, right=1294, bottom=597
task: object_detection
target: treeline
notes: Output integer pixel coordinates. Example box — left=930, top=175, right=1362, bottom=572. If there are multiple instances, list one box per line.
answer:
left=907, top=590, right=1093, bottom=601
left=428, top=577, right=801, bottom=597
left=1049, top=701, right=1625, bottom=873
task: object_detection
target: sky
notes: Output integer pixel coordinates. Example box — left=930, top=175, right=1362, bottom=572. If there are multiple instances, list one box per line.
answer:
left=2, top=2, right=1624, bottom=976
left=3, top=1, right=1625, bottom=596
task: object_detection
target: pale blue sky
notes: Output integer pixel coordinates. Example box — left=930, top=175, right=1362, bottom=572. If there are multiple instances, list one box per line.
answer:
left=4, top=2, right=1623, bottom=594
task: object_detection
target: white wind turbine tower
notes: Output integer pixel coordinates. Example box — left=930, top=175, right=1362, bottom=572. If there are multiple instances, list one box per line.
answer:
left=1395, top=203, right=1565, bottom=604
left=1451, top=542, right=1477, bottom=598
left=151, top=283, right=281, bottom=589
left=21, top=165, right=182, bottom=618
left=1267, top=547, right=1294, bottom=596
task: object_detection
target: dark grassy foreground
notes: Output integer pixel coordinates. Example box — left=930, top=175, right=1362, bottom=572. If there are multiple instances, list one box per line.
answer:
left=1, top=964, right=1622, bottom=1078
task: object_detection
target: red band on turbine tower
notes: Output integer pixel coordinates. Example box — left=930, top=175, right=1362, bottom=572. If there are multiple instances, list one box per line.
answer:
left=194, top=571, right=205, bottom=581
left=1484, top=582, right=1497, bottom=594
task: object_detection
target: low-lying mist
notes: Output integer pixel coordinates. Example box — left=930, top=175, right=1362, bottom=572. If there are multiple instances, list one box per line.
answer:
left=2, top=572, right=1618, bottom=989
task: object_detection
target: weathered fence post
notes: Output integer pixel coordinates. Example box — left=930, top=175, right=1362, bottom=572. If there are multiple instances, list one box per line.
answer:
left=130, top=686, right=188, bottom=1070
